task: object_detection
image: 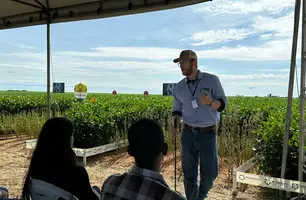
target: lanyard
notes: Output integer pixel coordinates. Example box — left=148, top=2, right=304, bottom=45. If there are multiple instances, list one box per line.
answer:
left=187, top=79, right=199, bottom=97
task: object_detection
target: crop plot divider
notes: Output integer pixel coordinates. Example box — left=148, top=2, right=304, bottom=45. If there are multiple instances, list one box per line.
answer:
left=232, top=156, right=306, bottom=199
left=25, top=139, right=128, bottom=166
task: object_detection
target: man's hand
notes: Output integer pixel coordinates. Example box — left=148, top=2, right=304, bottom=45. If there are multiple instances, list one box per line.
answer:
left=200, top=95, right=221, bottom=110
left=211, top=100, right=221, bottom=110
left=171, top=115, right=181, bottom=136
left=172, top=115, right=180, bottom=128
left=200, top=95, right=213, bottom=105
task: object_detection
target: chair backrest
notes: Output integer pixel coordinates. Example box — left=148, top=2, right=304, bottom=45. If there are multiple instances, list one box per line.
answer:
left=30, top=178, right=79, bottom=200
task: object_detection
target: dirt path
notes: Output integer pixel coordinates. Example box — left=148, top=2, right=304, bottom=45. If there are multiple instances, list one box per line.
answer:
left=0, top=138, right=274, bottom=199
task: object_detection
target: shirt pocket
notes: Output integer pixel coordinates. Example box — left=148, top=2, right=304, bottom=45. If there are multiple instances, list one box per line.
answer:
left=199, top=85, right=213, bottom=99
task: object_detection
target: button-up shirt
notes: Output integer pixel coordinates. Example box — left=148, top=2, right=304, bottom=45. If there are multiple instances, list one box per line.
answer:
left=101, top=166, right=185, bottom=200
left=172, top=70, right=227, bottom=128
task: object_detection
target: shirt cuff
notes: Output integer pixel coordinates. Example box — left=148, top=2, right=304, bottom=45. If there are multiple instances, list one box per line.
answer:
left=217, top=99, right=225, bottom=112
left=172, top=111, right=182, bottom=117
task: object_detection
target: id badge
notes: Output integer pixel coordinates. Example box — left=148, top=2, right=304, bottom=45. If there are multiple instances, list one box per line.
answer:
left=191, top=99, right=198, bottom=109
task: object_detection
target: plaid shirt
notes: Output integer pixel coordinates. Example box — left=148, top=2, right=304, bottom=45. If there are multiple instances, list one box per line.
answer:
left=0, top=187, right=8, bottom=199
left=101, top=166, right=185, bottom=200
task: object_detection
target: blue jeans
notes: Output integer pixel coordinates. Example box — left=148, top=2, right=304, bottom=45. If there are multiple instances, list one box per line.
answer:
left=181, top=127, right=218, bottom=200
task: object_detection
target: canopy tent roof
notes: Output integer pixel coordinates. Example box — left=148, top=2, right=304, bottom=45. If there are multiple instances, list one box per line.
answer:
left=1, top=0, right=306, bottom=194
left=0, top=0, right=210, bottom=30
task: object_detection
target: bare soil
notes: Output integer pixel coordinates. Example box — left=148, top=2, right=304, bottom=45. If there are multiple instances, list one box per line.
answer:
left=0, top=138, right=275, bottom=199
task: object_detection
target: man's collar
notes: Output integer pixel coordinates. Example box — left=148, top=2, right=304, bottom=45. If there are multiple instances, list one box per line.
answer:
left=128, top=165, right=169, bottom=187
left=185, top=70, right=203, bottom=83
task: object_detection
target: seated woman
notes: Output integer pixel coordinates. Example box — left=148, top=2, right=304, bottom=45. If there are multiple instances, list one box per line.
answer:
left=21, top=117, right=99, bottom=200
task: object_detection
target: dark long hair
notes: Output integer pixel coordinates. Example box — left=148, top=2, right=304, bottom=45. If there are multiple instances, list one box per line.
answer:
left=22, top=117, right=77, bottom=200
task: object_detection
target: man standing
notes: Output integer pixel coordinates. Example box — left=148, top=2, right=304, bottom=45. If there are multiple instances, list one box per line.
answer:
left=171, top=50, right=227, bottom=200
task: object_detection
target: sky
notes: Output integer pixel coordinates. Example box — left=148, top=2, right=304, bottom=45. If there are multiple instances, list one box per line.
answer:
left=0, top=0, right=302, bottom=96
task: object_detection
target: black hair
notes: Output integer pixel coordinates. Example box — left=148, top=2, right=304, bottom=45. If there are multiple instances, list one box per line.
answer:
left=128, top=118, right=165, bottom=169
left=22, top=117, right=77, bottom=200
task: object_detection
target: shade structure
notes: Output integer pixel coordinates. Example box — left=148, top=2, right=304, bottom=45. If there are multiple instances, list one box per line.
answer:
left=0, top=0, right=210, bottom=30
left=2, top=1, right=306, bottom=198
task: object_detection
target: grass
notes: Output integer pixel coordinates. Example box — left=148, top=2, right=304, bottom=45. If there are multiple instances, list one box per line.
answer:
left=0, top=112, right=254, bottom=190
left=0, top=112, right=62, bottom=139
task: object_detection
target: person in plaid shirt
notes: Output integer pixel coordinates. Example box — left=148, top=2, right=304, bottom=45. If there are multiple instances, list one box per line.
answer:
left=0, top=187, right=8, bottom=199
left=100, top=118, right=185, bottom=200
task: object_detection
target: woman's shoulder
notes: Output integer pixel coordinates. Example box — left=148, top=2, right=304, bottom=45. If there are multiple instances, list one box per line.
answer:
left=74, top=165, right=89, bottom=178
left=75, top=165, right=86, bottom=172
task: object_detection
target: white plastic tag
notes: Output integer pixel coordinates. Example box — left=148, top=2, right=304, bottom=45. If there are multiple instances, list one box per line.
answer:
left=191, top=99, right=198, bottom=108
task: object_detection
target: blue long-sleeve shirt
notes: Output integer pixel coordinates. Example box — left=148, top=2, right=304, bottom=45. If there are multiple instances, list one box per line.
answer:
left=172, top=70, right=227, bottom=128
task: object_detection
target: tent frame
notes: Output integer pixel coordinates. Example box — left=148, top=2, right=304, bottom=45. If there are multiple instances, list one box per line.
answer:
left=234, top=0, right=306, bottom=199
left=6, top=0, right=52, bottom=119
left=280, top=0, right=306, bottom=197
left=281, top=0, right=302, bottom=190
left=298, top=0, right=306, bottom=196
left=46, top=0, right=51, bottom=119
left=2, top=0, right=306, bottom=199
left=0, top=0, right=210, bottom=30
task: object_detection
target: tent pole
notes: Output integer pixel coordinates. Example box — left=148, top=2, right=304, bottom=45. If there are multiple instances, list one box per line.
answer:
left=298, top=0, right=306, bottom=198
left=279, top=0, right=301, bottom=198
left=46, top=15, right=51, bottom=119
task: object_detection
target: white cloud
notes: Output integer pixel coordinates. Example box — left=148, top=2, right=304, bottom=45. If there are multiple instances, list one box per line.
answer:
left=1, top=6, right=300, bottom=63
left=190, top=28, right=252, bottom=46
left=0, top=56, right=185, bottom=94
left=260, top=34, right=273, bottom=40
left=0, top=50, right=294, bottom=95
left=3, top=52, right=47, bottom=63
left=186, top=0, right=299, bottom=67
left=189, top=11, right=296, bottom=45
left=8, top=42, right=37, bottom=50
left=194, top=0, right=294, bottom=14
left=222, top=80, right=293, bottom=97
left=226, top=81, right=288, bottom=87
left=197, top=38, right=294, bottom=60
left=57, top=47, right=180, bottom=61
left=219, top=73, right=288, bottom=80
left=1, top=39, right=296, bottom=63
left=259, top=68, right=290, bottom=72
left=186, top=10, right=300, bottom=60
left=252, top=12, right=295, bottom=39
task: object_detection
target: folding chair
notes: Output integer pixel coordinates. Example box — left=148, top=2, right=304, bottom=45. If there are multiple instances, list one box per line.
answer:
left=30, top=178, right=79, bottom=200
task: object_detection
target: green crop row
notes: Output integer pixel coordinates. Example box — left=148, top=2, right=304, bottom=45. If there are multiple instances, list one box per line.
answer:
left=65, top=94, right=172, bottom=148
left=0, top=92, right=74, bottom=114
left=0, top=92, right=302, bottom=182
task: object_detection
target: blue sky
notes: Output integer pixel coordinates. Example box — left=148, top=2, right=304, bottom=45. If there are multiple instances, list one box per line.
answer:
left=0, top=0, right=301, bottom=96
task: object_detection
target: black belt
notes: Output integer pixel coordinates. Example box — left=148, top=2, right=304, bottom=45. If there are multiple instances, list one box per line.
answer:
left=184, top=124, right=216, bottom=133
